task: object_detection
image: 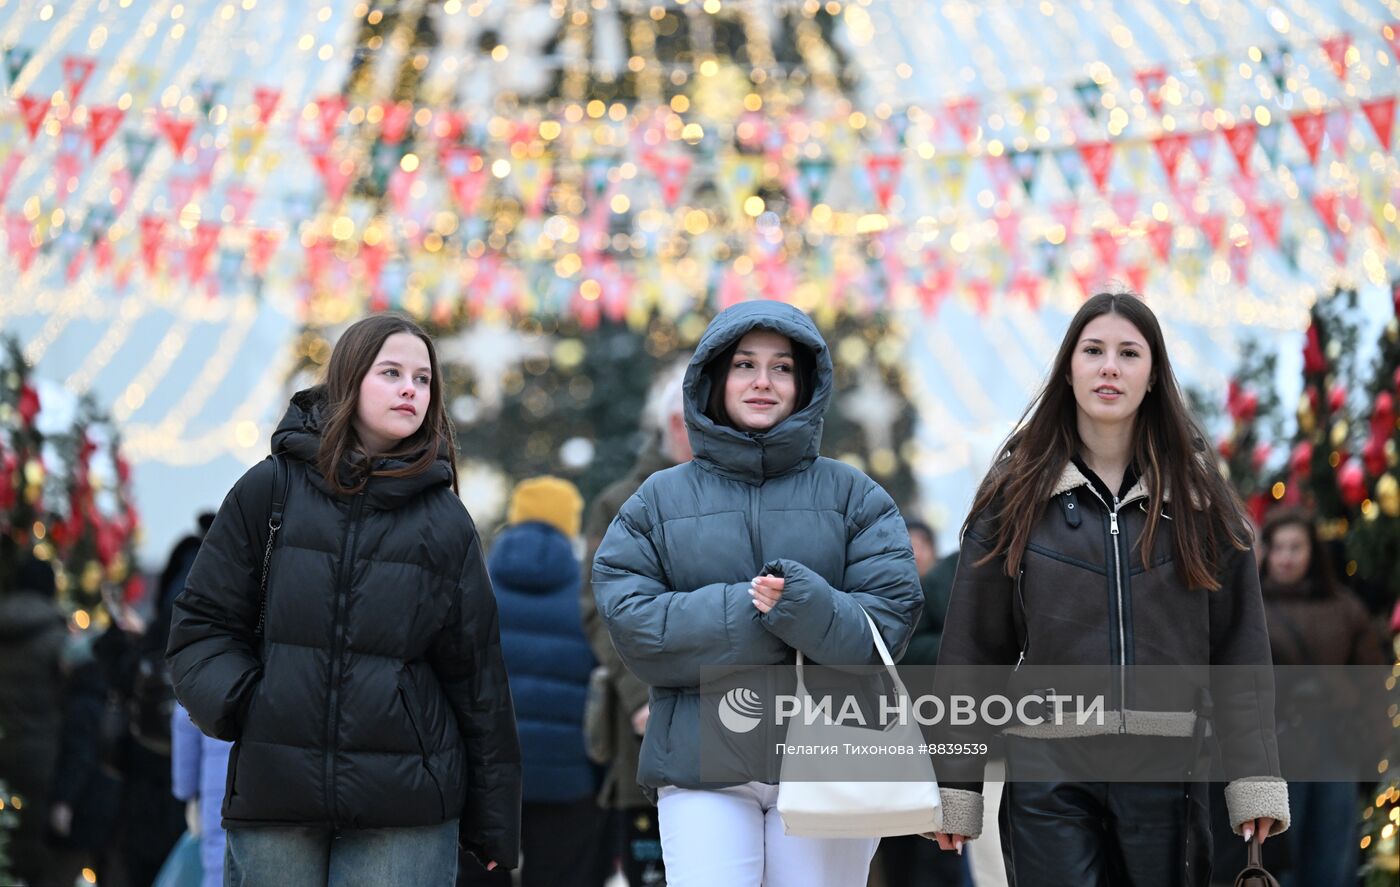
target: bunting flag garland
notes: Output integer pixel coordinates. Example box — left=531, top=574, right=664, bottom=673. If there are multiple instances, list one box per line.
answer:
left=944, top=96, right=980, bottom=142
left=138, top=215, right=166, bottom=274
left=1319, top=34, right=1351, bottom=81
left=1292, top=111, right=1327, bottom=165
left=379, top=101, right=413, bottom=144
left=1256, top=122, right=1282, bottom=167
left=6, top=212, right=40, bottom=271
left=652, top=153, right=692, bottom=208
left=1147, top=220, right=1174, bottom=262
left=1263, top=45, right=1291, bottom=91
left=87, top=106, right=124, bottom=156
left=1201, top=213, right=1226, bottom=251
left=1054, top=148, right=1084, bottom=191
left=193, top=78, right=223, bottom=117
left=0, top=152, right=23, bottom=204
left=794, top=156, right=833, bottom=209
left=864, top=154, right=902, bottom=211
left=1253, top=202, right=1284, bottom=247
left=246, top=228, right=281, bottom=276
left=1153, top=133, right=1189, bottom=186
left=1189, top=130, right=1215, bottom=176
left=1384, top=23, right=1400, bottom=63
left=1222, top=121, right=1257, bottom=177
left=1073, top=80, right=1103, bottom=120
left=252, top=86, right=281, bottom=127
left=1110, top=192, right=1138, bottom=223
left=1078, top=141, right=1114, bottom=192
left=16, top=95, right=50, bottom=140
left=1325, top=108, right=1351, bottom=154
left=1312, top=191, right=1340, bottom=233
left=156, top=114, right=195, bottom=156
left=1199, top=57, right=1230, bottom=107
left=1136, top=67, right=1168, bottom=115
left=61, top=55, right=97, bottom=104
left=1124, top=263, right=1150, bottom=295
left=3, top=45, right=32, bottom=85
left=1091, top=228, right=1119, bottom=270
left=122, top=132, right=156, bottom=179
left=1008, top=148, right=1039, bottom=197
left=1361, top=97, right=1396, bottom=149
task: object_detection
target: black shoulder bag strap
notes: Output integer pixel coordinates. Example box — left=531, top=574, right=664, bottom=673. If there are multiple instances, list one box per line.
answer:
left=255, top=454, right=290, bottom=639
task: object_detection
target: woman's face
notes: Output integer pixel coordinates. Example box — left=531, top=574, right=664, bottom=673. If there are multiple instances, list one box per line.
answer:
left=1265, top=523, right=1312, bottom=585
left=354, top=332, right=431, bottom=455
left=723, top=330, right=799, bottom=433
left=1069, top=313, right=1154, bottom=429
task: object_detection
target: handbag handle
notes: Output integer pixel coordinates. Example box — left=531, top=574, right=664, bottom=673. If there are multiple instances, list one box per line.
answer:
left=1232, top=837, right=1279, bottom=887
left=794, top=607, right=910, bottom=701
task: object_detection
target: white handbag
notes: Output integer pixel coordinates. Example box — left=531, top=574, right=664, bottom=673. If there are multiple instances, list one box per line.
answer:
left=776, top=608, right=943, bottom=838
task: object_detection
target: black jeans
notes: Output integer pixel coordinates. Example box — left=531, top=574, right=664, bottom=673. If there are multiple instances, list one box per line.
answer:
left=1000, top=738, right=1212, bottom=887
left=458, top=797, right=608, bottom=887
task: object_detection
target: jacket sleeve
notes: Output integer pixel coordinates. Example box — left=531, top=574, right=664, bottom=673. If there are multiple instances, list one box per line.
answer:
left=431, top=528, right=521, bottom=869
left=592, top=493, right=788, bottom=688
left=1210, top=545, right=1289, bottom=837
left=166, top=460, right=273, bottom=742
left=581, top=494, right=652, bottom=716
left=928, top=512, right=1022, bottom=839
left=170, top=702, right=201, bottom=802
left=759, top=482, right=923, bottom=666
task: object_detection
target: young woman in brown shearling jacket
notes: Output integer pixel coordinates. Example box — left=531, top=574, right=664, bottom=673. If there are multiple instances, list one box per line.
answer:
left=930, top=292, right=1287, bottom=887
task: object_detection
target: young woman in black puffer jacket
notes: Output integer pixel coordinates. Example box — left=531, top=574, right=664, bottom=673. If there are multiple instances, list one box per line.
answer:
left=168, top=313, right=520, bottom=886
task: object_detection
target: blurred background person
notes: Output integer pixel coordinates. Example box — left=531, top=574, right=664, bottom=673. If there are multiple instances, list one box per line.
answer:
left=580, top=359, right=689, bottom=887
left=171, top=700, right=232, bottom=887
left=465, top=476, right=601, bottom=887
left=0, top=554, right=67, bottom=886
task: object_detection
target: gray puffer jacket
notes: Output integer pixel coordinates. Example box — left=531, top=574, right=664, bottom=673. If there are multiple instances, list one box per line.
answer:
left=592, top=301, right=923, bottom=791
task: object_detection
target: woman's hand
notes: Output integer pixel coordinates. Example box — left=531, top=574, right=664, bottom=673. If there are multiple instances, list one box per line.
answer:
left=749, top=575, right=784, bottom=613
left=1242, top=817, right=1276, bottom=845
left=486, top=862, right=499, bottom=871
left=928, top=832, right=968, bottom=854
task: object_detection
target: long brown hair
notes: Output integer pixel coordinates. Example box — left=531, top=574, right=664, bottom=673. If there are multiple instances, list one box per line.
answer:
left=964, top=291, right=1250, bottom=591
left=317, top=313, right=457, bottom=495
left=1259, top=506, right=1336, bottom=597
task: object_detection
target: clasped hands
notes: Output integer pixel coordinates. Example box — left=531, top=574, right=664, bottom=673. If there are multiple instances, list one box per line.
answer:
left=748, top=574, right=784, bottom=613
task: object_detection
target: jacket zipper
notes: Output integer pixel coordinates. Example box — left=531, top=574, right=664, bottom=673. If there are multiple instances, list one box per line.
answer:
left=748, top=438, right=765, bottom=573
left=1080, top=485, right=1128, bottom=733
left=1013, top=567, right=1027, bottom=671
left=323, top=490, right=365, bottom=823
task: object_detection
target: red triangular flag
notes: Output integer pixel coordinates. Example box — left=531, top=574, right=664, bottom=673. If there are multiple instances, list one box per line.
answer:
left=441, top=146, right=487, bottom=215
left=1008, top=271, right=1043, bottom=310
left=1320, top=34, right=1351, bottom=81
left=1200, top=214, right=1226, bottom=251
left=246, top=228, right=281, bottom=275
left=313, top=95, right=346, bottom=145
left=1171, top=182, right=1200, bottom=224
left=139, top=214, right=166, bottom=274
left=1222, top=121, right=1257, bottom=177
left=1291, top=111, right=1326, bottom=165
left=1135, top=67, right=1168, bottom=115
left=16, top=95, right=49, bottom=140
left=157, top=114, right=195, bottom=156
left=310, top=151, right=354, bottom=203
left=966, top=278, right=993, bottom=315
left=252, top=86, right=281, bottom=126
left=1110, top=193, right=1138, bottom=223
left=655, top=154, right=692, bottom=208
left=1079, top=141, right=1114, bottom=192
left=945, top=97, right=981, bottom=143
left=5, top=214, right=39, bottom=272
left=1253, top=202, right=1283, bottom=247
left=380, top=101, right=413, bottom=144
left=1312, top=191, right=1340, bottom=232
left=1361, top=97, right=1396, bottom=150
left=1091, top=229, right=1120, bottom=269
left=1153, top=133, right=1189, bottom=186
left=61, top=55, right=97, bottom=104
left=994, top=210, right=1021, bottom=254
left=1228, top=241, right=1251, bottom=285
left=865, top=154, right=902, bottom=211
left=1124, top=263, right=1149, bottom=294
left=87, top=106, right=123, bottom=156
left=184, top=221, right=222, bottom=282
left=1147, top=221, right=1174, bottom=262
left=1071, top=266, right=1098, bottom=300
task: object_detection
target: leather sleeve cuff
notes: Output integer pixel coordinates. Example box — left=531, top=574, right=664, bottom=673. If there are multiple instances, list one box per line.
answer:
left=1224, top=777, right=1290, bottom=836
left=935, top=787, right=985, bottom=839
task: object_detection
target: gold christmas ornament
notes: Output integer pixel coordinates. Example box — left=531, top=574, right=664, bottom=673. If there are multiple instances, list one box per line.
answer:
left=1377, top=473, right=1400, bottom=518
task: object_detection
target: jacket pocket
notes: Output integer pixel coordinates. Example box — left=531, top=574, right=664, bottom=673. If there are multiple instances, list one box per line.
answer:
left=397, top=673, right=447, bottom=820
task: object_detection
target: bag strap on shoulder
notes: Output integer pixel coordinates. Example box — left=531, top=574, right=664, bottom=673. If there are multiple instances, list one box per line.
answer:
left=255, top=454, right=289, bottom=639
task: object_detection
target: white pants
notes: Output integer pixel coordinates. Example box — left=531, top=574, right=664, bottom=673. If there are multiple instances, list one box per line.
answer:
left=657, top=783, right=879, bottom=887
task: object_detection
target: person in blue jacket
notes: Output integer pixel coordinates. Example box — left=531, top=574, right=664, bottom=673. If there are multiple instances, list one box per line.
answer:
left=593, top=301, right=924, bottom=887
left=484, top=476, right=602, bottom=887
left=171, top=701, right=233, bottom=887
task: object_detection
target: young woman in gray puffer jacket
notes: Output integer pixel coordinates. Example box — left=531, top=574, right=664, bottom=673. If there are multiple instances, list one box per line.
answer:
left=593, top=301, right=924, bottom=887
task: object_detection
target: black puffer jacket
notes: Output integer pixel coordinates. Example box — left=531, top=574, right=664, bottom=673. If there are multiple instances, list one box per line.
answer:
left=167, top=388, right=520, bottom=866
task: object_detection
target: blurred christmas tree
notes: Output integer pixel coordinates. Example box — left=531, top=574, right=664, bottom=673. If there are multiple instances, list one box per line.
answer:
left=1275, top=288, right=1363, bottom=538
left=1215, top=339, right=1283, bottom=525
left=0, top=748, right=13, bottom=887
left=0, top=335, right=142, bottom=620
left=1347, top=278, right=1400, bottom=607
left=289, top=0, right=922, bottom=520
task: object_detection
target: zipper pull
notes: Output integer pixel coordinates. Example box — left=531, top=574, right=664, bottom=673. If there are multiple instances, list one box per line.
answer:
left=1014, top=650, right=1025, bottom=671
left=1109, top=512, right=1120, bottom=536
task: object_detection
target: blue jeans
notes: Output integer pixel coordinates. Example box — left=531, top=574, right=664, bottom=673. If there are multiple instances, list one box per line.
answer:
left=1283, top=782, right=1360, bottom=887
left=224, top=819, right=459, bottom=887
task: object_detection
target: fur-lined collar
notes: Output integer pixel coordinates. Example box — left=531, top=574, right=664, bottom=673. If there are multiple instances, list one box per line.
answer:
left=1049, top=460, right=1152, bottom=504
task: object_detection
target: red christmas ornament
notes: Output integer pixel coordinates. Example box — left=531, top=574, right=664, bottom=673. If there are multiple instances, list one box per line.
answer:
left=1218, top=437, right=1235, bottom=460
left=123, top=574, right=147, bottom=606
left=1373, top=391, right=1396, bottom=437
left=1239, top=391, right=1259, bottom=423
left=1252, top=442, right=1272, bottom=472
left=0, top=449, right=15, bottom=509
left=1337, top=459, right=1366, bottom=507
left=1328, top=385, right=1347, bottom=413
left=1362, top=435, right=1387, bottom=479
left=1290, top=440, right=1313, bottom=476
left=17, top=383, right=40, bottom=425
left=1302, top=325, right=1327, bottom=375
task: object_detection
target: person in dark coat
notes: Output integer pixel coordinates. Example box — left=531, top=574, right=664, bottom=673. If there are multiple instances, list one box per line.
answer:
left=167, top=313, right=521, bottom=886
left=579, top=359, right=688, bottom=887
left=592, top=301, right=924, bottom=886
left=0, top=555, right=67, bottom=885
left=1256, top=506, right=1384, bottom=887
left=474, top=475, right=601, bottom=887
left=932, top=292, right=1287, bottom=887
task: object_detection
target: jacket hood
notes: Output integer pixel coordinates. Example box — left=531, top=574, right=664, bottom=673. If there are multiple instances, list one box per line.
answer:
left=683, top=301, right=832, bottom=485
left=270, top=386, right=455, bottom=509
left=488, top=521, right=580, bottom=593
left=0, top=592, right=64, bottom=642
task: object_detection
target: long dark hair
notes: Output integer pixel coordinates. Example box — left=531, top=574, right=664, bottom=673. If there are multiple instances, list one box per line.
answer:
left=1259, top=506, right=1335, bottom=597
left=964, top=291, right=1251, bottom=591
left=703, top=332, right=816, bottom=429
left=317, top=313, right=457, bottom=495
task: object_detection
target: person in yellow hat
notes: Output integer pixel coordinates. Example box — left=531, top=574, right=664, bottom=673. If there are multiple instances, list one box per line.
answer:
left=463, top=476, right=602, bottom=887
